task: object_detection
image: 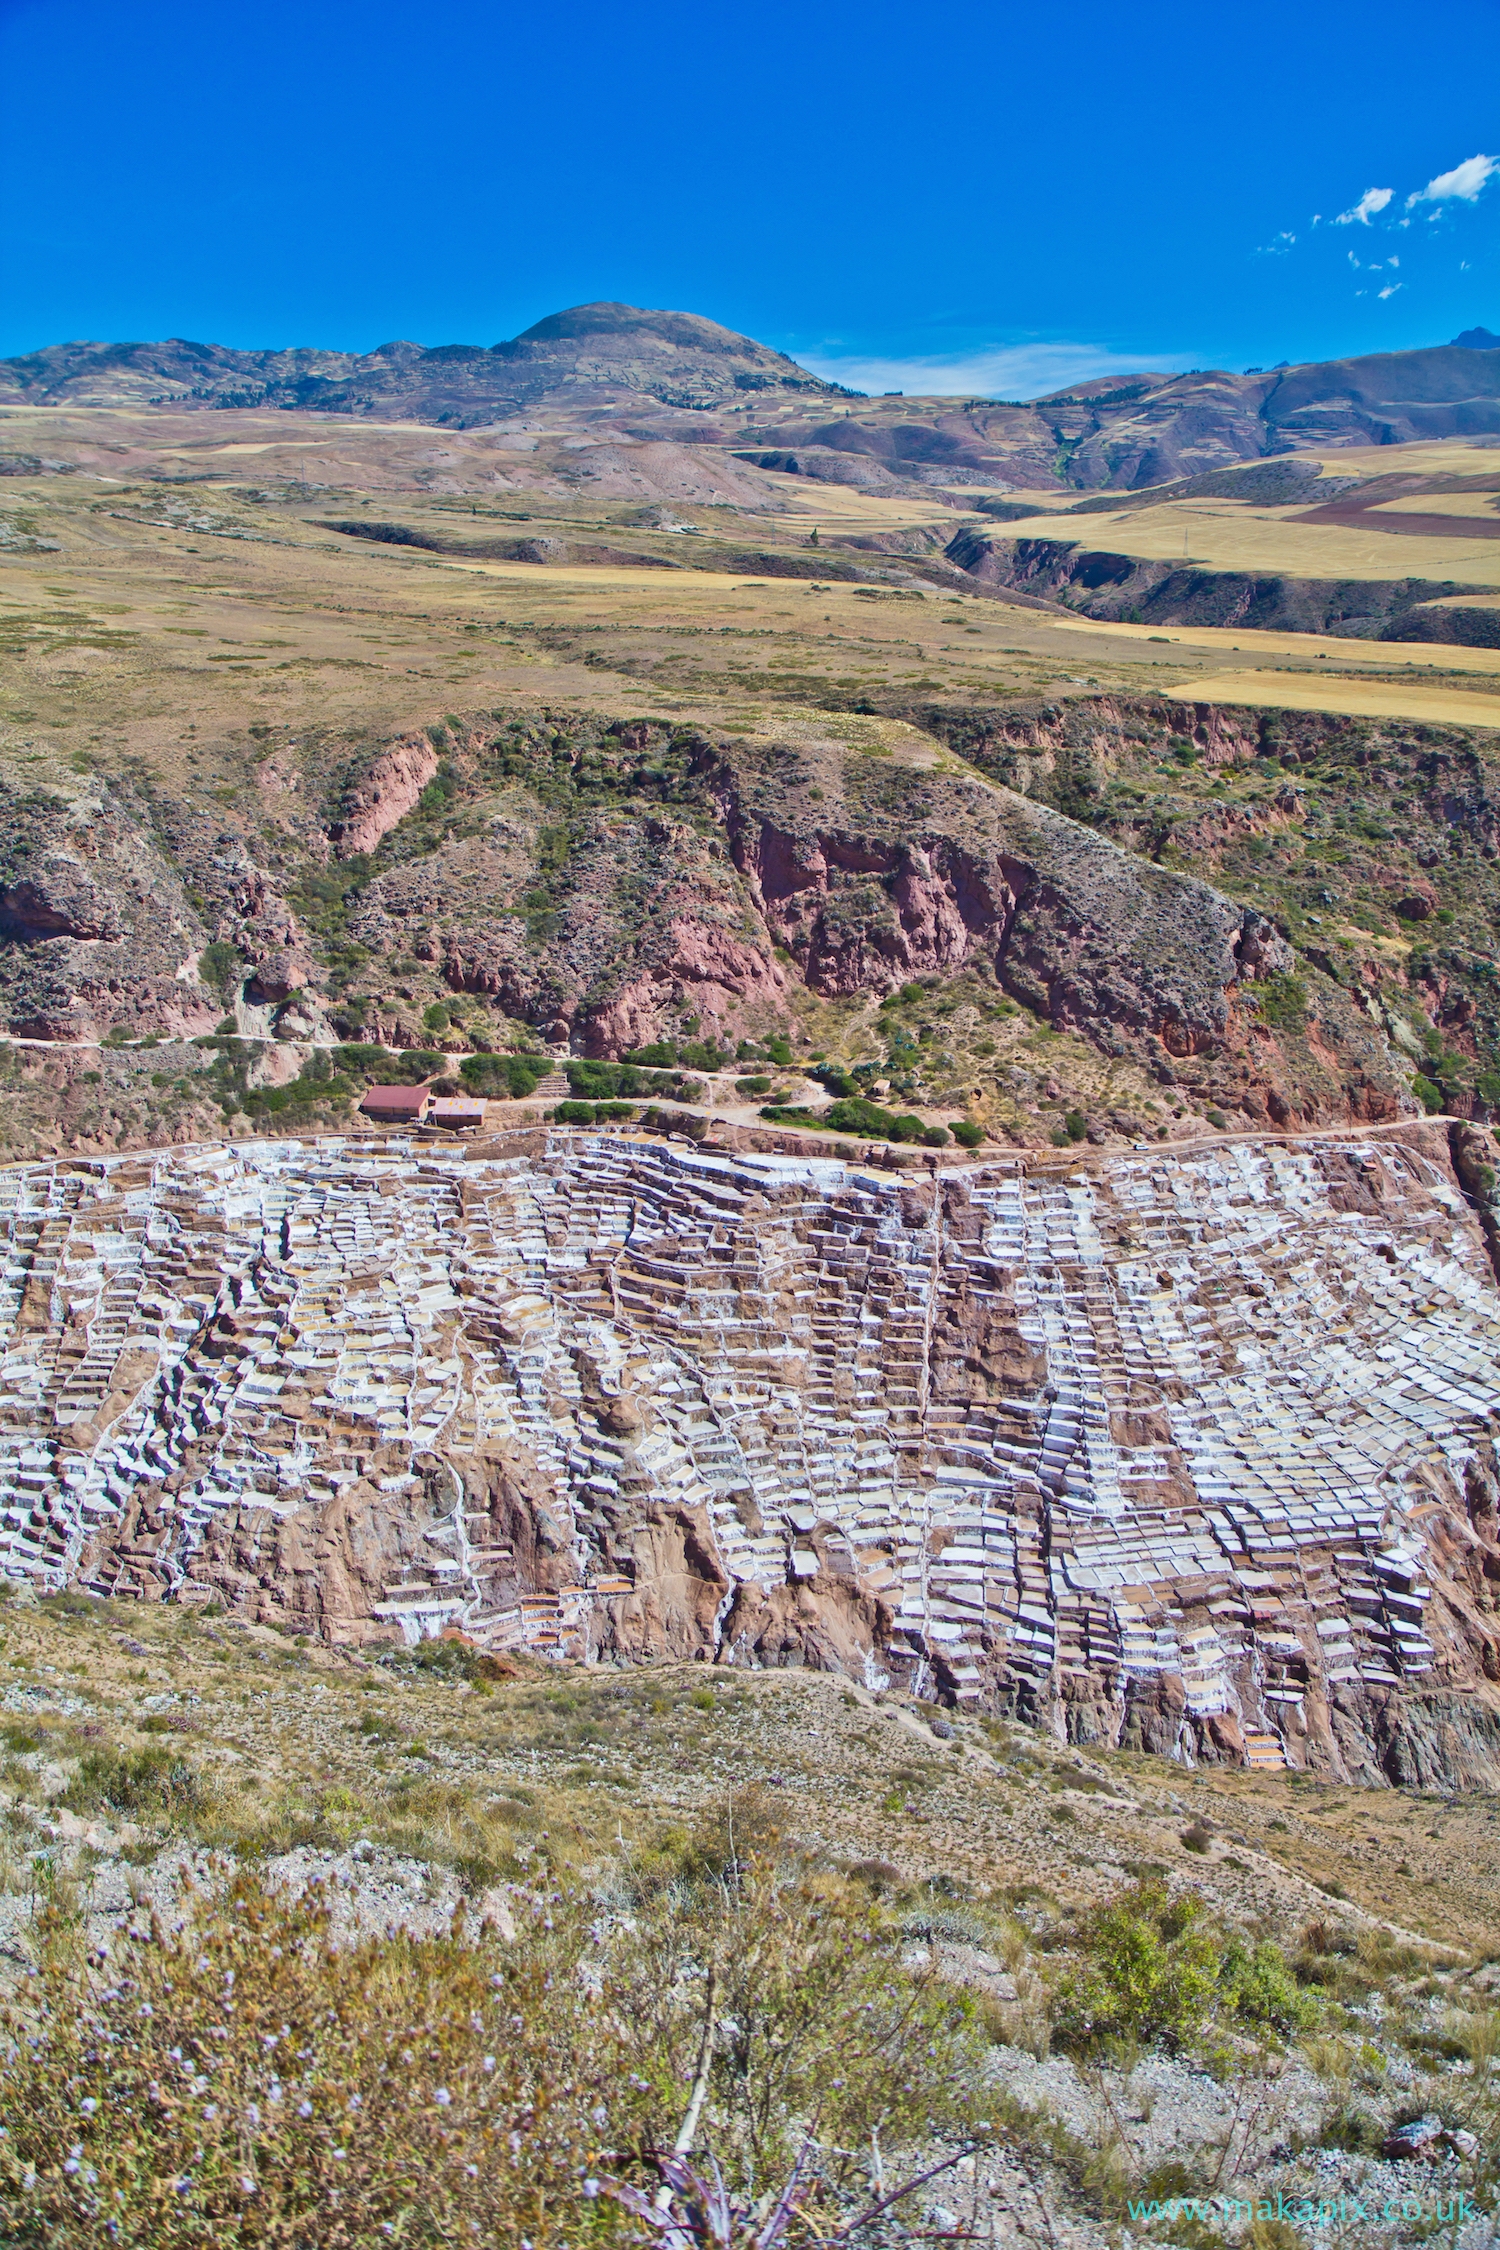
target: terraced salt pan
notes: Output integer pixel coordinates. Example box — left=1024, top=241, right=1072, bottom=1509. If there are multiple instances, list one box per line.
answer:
left=0, top=1130, right=1493, bottom=1763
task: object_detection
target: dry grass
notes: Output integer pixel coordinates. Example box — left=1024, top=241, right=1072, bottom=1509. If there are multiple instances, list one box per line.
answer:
left=1170, top=670, right=1500, bottom=729
left=1000, top=496, right=1500, bottom=589
left=12, top=412, right=1500, bottom=780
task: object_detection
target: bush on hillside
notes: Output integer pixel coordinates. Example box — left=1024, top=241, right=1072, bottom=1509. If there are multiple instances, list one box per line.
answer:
left=554, top=1100, right=635, bottom=1125
left=0, top=1840, right=993, bottom=2247
left=1050, top=1881, right=1315, bottom=2057
left=460, top=1052, right=548, bottom=1098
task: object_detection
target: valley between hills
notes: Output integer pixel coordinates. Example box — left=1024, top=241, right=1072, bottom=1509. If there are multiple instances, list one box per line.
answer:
left=3, top=304, right=1500, bottom=2248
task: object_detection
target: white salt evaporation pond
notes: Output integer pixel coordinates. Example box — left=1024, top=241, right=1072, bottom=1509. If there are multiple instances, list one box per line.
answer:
left=1, top=1126, right=1497, bottom=1781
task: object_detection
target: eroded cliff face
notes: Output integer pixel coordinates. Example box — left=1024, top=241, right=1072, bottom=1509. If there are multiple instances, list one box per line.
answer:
left=706, top=732, right=1398, bottom=1125
left=6, top=1125, right=1500, bottom=1789
left=0, top=705, right=1428, bottom=1129
left=0, top=778, right=215, bottom=1043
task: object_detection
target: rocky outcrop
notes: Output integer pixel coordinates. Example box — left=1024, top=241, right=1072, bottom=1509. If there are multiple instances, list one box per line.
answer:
left=0, top=780, right=215, bottom=1042
left=329, top=736, right=440, bottom=858
left=0, top=700, right=1429, bottom=1122
left=9, top=319, right=1500, bottom=489
left=705, top=731, right=1393, bottom=1121
left=0, top=303, right=842, bottom=428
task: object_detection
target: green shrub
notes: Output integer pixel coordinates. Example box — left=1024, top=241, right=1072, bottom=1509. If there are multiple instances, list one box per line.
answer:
left=330, top=1046, right=438, bottom=1086
left=950, top=1119, right=984, bottom=1148
left=921, top=1125, right=950, bottom=1147
left=1063, top=1110, right=1088, bottom=1142
left=813, top=1065, right=860, bottom=1099
left=1052, top=1882, right=1313, bottom=2057
left=1255, top=972, right=1309, bottom=1033
left=623, top=1041, right=678, bottom=1067
left=198, top=940, right=244, bottom=1001
left=242, top=1070, right=353, bottom=1120
left=823, top=1096, right=896, bottom=1137
left=566, top=1060, right=682, bottom=1102
left=555, top=1100, right=634, bottom=1125
left=62, top=1746, right=205, bottom=1824
left=763, top=1035, right=794, bottom=1068
left=678, top=1040, right=729, bottom=1073
left=331, top=1042, right=390, bottom=1076
left=460, top=1052, right=547, bottom=1099
left=1411, top=1075, right=1445, bottom=1114
left=1052, top=1884, right=1221, bottom=2056
left=1218, top=1938, right=1319, bottom=2036
left=735, top=1074, right=772, bottom=1095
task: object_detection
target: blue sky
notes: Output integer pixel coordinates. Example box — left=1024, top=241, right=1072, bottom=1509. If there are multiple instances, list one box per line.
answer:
left=2, top=0, right=1496, bottom=396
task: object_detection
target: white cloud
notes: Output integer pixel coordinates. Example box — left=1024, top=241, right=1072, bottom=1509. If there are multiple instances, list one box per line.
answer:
left=794, top=340, right=1193, bottom=401
left=1378, top=284, right=1403, bottom=299
left=1408, top=153, right=1497, bottom=206
left=1335, top=186, right=1394, bottom=225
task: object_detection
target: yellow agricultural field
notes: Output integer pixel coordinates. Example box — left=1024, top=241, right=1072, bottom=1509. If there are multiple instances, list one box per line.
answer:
left=1043, top=611, right=1500, bottom=672
left=999, top=497, right=1500, bottom=586
left=1372, top=489, right=1500, bottom=519
left=1310, top=438, right=1500, bottom=478
left=1172, top=669, right=1500, bottom=730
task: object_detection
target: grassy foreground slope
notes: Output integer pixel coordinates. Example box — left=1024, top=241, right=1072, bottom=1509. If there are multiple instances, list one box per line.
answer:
left=0, top=1596, right=1496, bottom=2244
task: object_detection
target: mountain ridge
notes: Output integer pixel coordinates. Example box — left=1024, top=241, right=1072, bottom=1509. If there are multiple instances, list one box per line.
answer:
left=7, top=303, right=1500, bottom=486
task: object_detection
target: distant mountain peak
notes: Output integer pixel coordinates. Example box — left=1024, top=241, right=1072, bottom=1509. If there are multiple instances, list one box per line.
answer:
left=1453, top=326, right=1500, bottom=350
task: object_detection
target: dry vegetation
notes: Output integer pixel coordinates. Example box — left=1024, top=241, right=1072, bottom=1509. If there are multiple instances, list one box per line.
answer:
left=0, top=1599, right=1496, bottom=2243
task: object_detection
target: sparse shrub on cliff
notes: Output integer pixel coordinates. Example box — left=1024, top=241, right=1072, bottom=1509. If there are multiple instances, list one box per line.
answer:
left=62, top=1746, right=206, bottom=1824
left=0, top=1878, right=614, bottom=2250
left=1412, top=1074, right=1445, bottom=1114
left=1253, top=972, right=1308, bottom=1033
left=198, top=940, right=244, bottom=1002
